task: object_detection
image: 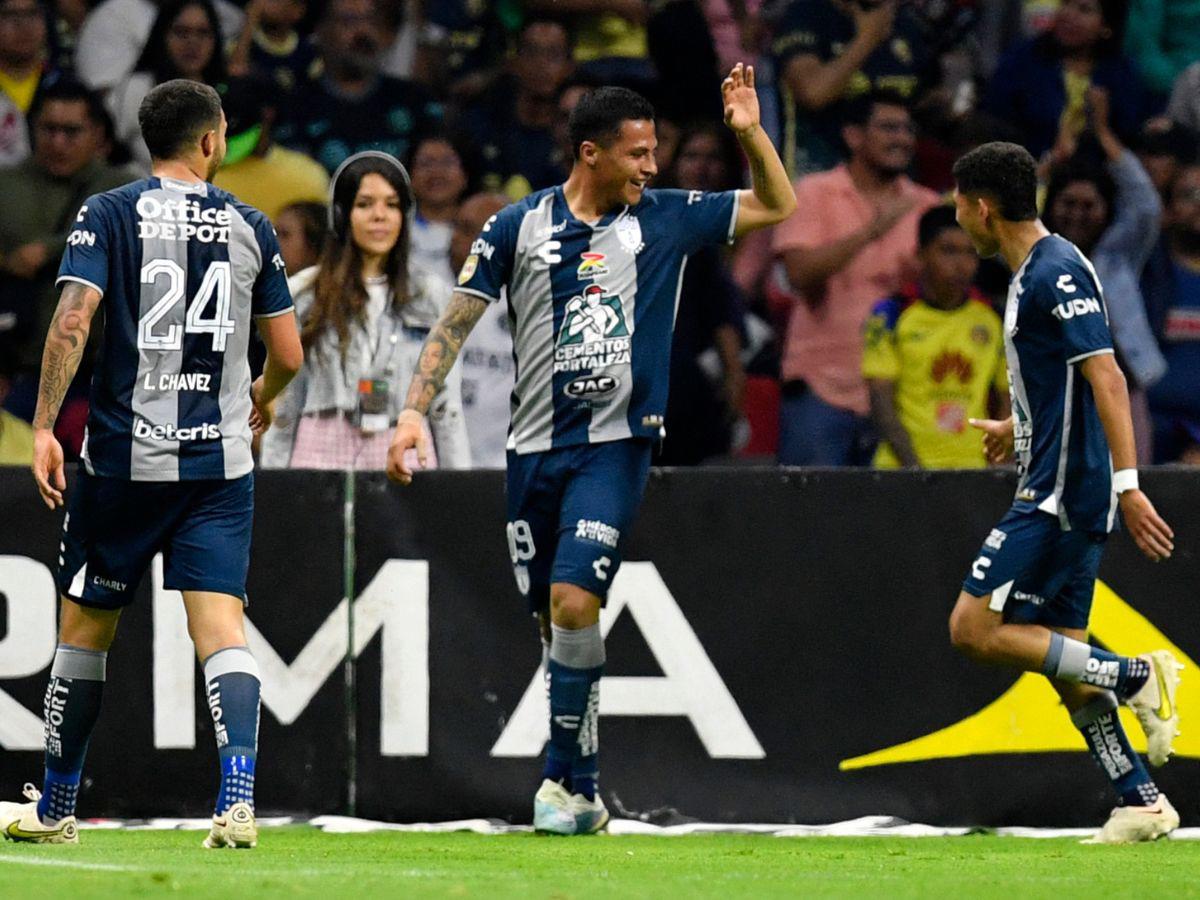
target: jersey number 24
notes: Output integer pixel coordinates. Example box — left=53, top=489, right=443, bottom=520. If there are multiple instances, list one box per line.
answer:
left=138, top=259, right=235, bottom=352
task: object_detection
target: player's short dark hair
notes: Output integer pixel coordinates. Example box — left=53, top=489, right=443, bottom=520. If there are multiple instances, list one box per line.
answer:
left=842, top=88, right=910, bottom=128
left=952, top=141, right=1039, bottom=222
left=917, top=205, right=963, bottom=249
left=567, top=86, right=655, bottom=159
left=138, top=79, right=223, bottom=161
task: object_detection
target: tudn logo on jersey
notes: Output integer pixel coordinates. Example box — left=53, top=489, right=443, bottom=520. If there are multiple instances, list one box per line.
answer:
left=134, top=417, right=222, bottom=442
left=136, top=196, right=232, bottom=243
left=1051, top=297, right=1102, bottom=321
left=554, top=284, right=631, bottom=375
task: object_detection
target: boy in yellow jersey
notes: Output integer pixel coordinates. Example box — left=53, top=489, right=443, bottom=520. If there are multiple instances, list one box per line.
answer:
left=863, top=205, right=1009, bottom=468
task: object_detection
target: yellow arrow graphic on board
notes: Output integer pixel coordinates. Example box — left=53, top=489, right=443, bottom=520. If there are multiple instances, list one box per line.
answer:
left=840, top=581, right=1197, bottom=770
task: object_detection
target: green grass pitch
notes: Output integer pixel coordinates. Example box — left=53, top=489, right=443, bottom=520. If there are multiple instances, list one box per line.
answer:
left=2, top=828, right=1199, bottom=898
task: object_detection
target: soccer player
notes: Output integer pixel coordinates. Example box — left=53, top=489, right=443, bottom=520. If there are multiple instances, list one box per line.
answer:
left=949, top=142, right=1181, bottom=844
left=386, top=64, right=795, bottom=834
left=0, top=80, right=302, bottom=847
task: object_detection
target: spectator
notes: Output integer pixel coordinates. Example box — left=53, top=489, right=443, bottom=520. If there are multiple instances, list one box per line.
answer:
left=862, top=205, right=1007, bottom=469
left=0, top=79, right=130, bottom=411
left=274, top=199, right=326, bottom=274
left=771, top=0, right=929, bottom=176
left=1143, top=163, right=1200, bottom=463
left=0, top=359, right=33, bottom=464
left=407, top=131, right=468, bottom=284
left=984, top=0, right=1147, bottom=160
left=772, top=91, right=938, bottom=466
left=1134, top=117, right=1198, bottom=201
left=261, top=152, right=469, bottom=470
left=702, top=0, right=762, bottom=74
left=415, top=0, right=506, bottom=102
left=450, top=191, right=513, bottom=469
left=657, top=121, right=748, bottom=465
left=1124, top=0, right=1200, bottom=98
left=274, top=0, right=442, bottom=173
left=526, top=0, right=653, bottom=89
left=1042, top=89, right=1166, bottom=463
left=461, top=17, right=573, bottom=200
left=226, top=0, right=319, bottom=94
left=73, top=0, right=242, bottom=92
left=1166, top=61, right=1200, bottom=137
left=211, top=75, right=328, bottom=221
left=107, top=0, right=227, bottom=173
left=0, top=0, right=53, bottom=165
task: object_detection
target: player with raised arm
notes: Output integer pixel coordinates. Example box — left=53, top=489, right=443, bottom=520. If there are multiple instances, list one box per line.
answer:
left=0, top=80, right=302, bottom=848
left=386, top=64, right=795, bottom=834
left=949, top=142, right=1181, bottom=844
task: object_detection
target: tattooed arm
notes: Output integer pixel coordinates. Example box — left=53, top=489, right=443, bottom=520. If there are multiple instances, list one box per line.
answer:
left=720, top=63, right=797, bottom=237
left=386, top=290, right=489, bottom=484
left=31, top=281, right=102, bottom=509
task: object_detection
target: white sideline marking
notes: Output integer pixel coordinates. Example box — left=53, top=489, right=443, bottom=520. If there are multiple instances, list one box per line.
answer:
left=0, top=856, right=145, bottom=872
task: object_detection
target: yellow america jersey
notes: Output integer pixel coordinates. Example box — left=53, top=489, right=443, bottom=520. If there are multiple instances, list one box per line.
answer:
left=862, top=286, right=1006, bottom=469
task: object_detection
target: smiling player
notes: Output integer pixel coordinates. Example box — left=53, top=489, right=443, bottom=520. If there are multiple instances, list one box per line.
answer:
left=385, top=64, right=795, bottom=834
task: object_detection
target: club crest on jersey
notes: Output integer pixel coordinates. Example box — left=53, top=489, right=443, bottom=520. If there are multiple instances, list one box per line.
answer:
left=577, top=252, right=609, bottom=279
left=458, top=253, right=479, bottom=285
left=615, top=216, right=644, bottom=255
left=554, top=284, right=631, bottom=374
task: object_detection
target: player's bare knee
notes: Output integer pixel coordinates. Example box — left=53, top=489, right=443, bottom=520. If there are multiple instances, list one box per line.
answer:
left=948, top=595, right=995, bottom=659
left=549, top=584, right=600, bottom=629
left=57, top=598, right=121, bottom=651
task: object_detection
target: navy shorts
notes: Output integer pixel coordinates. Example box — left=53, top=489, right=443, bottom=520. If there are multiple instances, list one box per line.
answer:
left=505, top=438, right=652, bottom=613
left=961, top=506, right=1107, bottom=630
left=58, top=470, right=255, bottom=609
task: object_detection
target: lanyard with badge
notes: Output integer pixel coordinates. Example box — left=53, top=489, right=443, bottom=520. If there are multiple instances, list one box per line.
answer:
left=355, top=310, right=401, bottom=435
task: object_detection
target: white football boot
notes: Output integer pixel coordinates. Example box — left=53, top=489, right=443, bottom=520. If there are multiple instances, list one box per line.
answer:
left=1126, top=650, right=1182, bottom=767
left=1083, top=794, right=1179, bottom=844
left=0, top=784, right=79, bottom=844
left=533, top=779, right=575, bottom=835
left=571, top=791, right=610, bottom=835
left=202, top=801, right=257, bottom=849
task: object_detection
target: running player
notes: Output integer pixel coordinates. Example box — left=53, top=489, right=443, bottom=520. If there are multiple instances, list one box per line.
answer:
left=949, top=142, right=1181, bottom=844
left=0, top=80, right=302, bottom=847
left=386, top=64, right=795, bottom=834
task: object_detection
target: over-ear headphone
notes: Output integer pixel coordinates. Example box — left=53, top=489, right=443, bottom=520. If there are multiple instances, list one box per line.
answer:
left=327, top=150, right=414, bottom=242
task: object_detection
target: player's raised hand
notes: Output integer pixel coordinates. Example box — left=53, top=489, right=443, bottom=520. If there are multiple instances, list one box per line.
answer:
left=32, top=428, right=66, bottom=510
left=969, top=416, right=1015, bottom=465
left=1120, top=490, right=1175, bottom=562
left=722, top=63, right=760, bottom=135
left=387, top=409, right=428, bottom=486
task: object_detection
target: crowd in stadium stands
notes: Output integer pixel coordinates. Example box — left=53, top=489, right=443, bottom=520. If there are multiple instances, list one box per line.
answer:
left=3, top=0, right=1200, bottom=469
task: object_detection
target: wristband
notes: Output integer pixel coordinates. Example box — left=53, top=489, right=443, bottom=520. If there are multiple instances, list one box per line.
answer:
left=1112, top=468, right=1139, bottom=494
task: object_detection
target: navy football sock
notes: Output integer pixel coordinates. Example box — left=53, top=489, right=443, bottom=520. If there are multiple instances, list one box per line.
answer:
left=1072, top=693, right=1159, bottom=806
left=544, top=624, right=604, bottom=800
left=204, top=646, right=261, bottom=816
left=1042, top=633, right=1151, bottom=699
left=38, top=645, right=106, bottom=824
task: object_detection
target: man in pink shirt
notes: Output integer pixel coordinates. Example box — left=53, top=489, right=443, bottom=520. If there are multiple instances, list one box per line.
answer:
left=772, top=91, right=938, bottom=465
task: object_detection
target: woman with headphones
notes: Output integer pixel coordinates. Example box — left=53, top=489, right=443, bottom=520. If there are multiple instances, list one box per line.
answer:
left=261, top=151, right=471, bottom=470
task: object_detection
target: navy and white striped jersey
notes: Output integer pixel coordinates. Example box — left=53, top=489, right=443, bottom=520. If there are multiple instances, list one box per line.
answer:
left=57, top=176, right=293, bottom=482
left=456, top=185, right=738, bottom=454
left=1005, top=234, right=1117, bottom=533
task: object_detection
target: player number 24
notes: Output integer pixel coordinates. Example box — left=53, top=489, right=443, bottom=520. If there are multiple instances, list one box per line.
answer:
left=138, top=259, right=235, bottom=352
